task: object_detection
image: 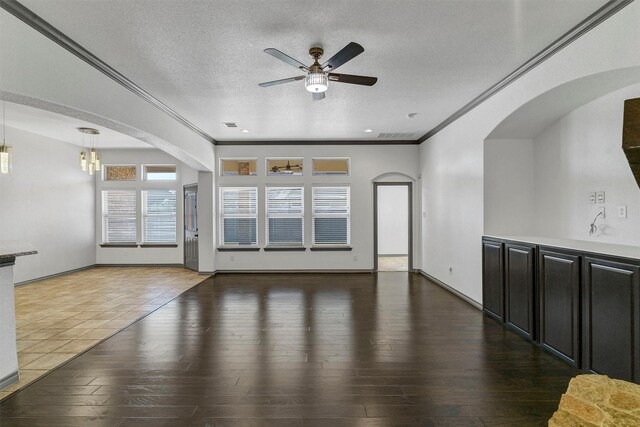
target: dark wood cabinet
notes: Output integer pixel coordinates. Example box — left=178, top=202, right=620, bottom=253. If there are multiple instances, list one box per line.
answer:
left=583, top=257, right=640, bottom=382
left=539, top=249, right=580, bottom=366
left=482, top=239, right=504, bottom=321
left=504, top=243, right=535, bottom=340
left=482, top=236, right=640, bottom=383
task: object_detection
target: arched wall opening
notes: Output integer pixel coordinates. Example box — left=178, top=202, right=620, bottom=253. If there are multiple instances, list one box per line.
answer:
left=484, top=67, right=640, bottom=245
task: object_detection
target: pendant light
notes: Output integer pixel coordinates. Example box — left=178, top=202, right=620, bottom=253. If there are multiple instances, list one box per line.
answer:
left=0, top=101, right=12, bottom=174
left=78, top=127, right=100, bottom=175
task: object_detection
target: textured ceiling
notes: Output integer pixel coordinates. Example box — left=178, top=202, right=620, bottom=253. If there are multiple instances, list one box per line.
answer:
left=17, top=0, right=606, bottom=142
left=5, top=102, right=151, bottom=149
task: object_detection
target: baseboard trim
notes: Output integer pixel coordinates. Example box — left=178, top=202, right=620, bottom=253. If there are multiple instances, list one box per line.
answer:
left=417, top=269, right=482, bottom=311
left=215, top=269, right=373, bottom=274
left=379, top=254, right=409, bottom=257
left=0, top=370, right=19, bottom=392
left=15, top=264, right=96, bottom=287
left=96, top=263, right=185, bottom=268
left=199, top=271, right=217, bottom=276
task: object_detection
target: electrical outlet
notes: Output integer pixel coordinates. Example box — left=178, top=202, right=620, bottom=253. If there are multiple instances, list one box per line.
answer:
left=353, top=255, right=358, bottom=261
left=599, top=206, right=606, bottom=219
left=618, top=205, right=627, bottom=218
left=230, top=255, right=235, bottom=262
left=596, top=191, right=605, bottom=204
left=589, top=192, right=596, bottom=204
left=449, top=266, right=453, bottom=274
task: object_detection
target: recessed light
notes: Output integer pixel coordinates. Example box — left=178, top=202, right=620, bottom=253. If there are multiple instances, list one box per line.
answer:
left=241, top=129, right=250, bottom=133
left=364, top=129, right=373, bottom=133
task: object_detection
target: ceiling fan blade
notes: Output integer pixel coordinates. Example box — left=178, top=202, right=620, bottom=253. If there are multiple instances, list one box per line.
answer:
left=328, top=73, right=377, bottom=86
left=264, top=48, right=310, bottom=71
left=258, top=76, right=305, bottom=87
left=312, top=92, right=325, bottom=101
left=321, top=42, right=364, bottom=71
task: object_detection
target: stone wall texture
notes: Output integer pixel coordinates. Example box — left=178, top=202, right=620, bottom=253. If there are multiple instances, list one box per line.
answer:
left=549, top=374, right=640, bottom=426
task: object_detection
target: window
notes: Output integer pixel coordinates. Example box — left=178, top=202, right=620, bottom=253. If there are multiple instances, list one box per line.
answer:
left=104, top=165, right=137, bottom=181
left=144, top=165, right=177, bottom=181
left=219, top=187, right=258, bottom=246
left=142, top=190, right=177, bottom=243
left=102, top=190, right=137, bottom=243
left=220, top=159, right=257, bottom=176
left=312, top=158, right=350, bottom=175
left=266, top=158, right=303, bottom=176
left=266, top=187, right=304, bottom=247
left=312, top=186, right=350, bottom=246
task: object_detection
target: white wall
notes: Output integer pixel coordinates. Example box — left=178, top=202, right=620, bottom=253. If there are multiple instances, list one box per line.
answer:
left=484, top=139, right=535, bottom=236
left=95, top=149, right=199, bottom=265
left=377, top=185, right=409, bottom=255
left=0, top=127, right=95, bottom=283
left=532, top=83, right=640, bottom=244
left=215, top=145, right=419, bottom=271
left=420, top=1, right=640, bottom=304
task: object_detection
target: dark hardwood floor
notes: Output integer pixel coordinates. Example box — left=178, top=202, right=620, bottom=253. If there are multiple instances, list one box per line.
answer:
left=0, top=272, right=579, bottom=426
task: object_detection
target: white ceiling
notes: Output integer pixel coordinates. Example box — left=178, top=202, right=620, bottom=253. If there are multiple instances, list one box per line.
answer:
left=18, top=0, right=606, bottom=142
left=5, top=102, right=151, bottom=149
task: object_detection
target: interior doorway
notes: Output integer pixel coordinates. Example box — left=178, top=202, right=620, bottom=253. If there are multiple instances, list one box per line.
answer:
left=184, top=185, right=198, bottom=271
left=374, top=182, right=412, bottom=272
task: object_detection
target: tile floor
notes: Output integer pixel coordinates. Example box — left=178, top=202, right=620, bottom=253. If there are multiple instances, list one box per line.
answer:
left=378, top=255, right=409, bottom=271
left=0, top=266, right=206, bottom=400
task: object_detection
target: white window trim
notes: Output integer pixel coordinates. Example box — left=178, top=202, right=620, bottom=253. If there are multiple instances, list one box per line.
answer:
left=265, top=157, right=304, bottom=176
left=265, top=186, right=305, bottom=247
left=219, top=158, right=258, bottom=177
left=219, top=186, right=259, bottom=247
left=312, top=186, right=351, bottom=247
left=102, top=188, right=138, bottom=244
left=142, top=164, right=178, bottom=182
left=141, top=189, right=177, bottom=244
left=311, top=157, right=350, bottom=176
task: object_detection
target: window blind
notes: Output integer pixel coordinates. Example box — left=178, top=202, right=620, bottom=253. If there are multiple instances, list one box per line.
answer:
left=312, top=186, right=350, bottom=245
left=142, top=189, right=177, bottom=243
left=220, top=187, right=258, bottom=246
left=266, top=187, right=304, bottom=246
left=102, top=190, right=137, bottom=243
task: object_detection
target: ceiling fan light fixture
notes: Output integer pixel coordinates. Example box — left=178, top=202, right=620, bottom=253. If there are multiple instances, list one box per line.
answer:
left=305, top=73, right=328, bottom=93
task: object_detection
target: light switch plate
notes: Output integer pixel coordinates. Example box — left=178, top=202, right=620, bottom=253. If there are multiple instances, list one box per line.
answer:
left=618, top=205, right=627, bottom=218
left=596, top=191, right=605, bottom=203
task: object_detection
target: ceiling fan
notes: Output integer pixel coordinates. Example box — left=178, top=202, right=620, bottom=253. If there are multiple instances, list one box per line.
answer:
left=258, top=42, right=378, bottom=101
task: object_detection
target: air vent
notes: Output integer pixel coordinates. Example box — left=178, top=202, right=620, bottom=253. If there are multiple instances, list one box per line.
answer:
left=377, top=132, right=415, bottom=139
left=223, top=122, right=238, bottom=128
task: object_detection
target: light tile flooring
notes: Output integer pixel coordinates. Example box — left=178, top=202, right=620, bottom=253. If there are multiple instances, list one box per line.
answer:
left=0, top=266, right=205, bottom=400
left=378, top=255, right=409, bottom=271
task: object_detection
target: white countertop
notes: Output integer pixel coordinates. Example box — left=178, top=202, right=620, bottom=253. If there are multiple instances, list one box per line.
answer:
left=0, top=241, right=38, bottom=259
left=484, top=235, right=640, bottom=261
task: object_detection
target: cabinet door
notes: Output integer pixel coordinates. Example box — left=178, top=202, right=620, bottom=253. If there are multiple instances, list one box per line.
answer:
left=483, top=240, right=504, bottom=321
left=505, top=243, right=535, bottom=340
left=539, top=249, right=580, bottom=366
left=584, top=257, right=640, bottom=382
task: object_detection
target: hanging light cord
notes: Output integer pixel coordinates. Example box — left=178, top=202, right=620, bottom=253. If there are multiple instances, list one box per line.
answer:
left=589, top=210, right=604, bottom=236
left=2, top=101, right=5, bottom=148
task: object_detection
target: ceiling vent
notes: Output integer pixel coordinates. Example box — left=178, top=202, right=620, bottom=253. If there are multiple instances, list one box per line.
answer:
left=223, top=122, right=238, bottom=128
left=377, top=132, right=415, bottom=139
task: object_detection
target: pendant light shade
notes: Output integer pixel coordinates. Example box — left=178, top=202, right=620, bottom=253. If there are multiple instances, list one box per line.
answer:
left=0, top=101, right=11, bottom=174
left=0, top=144, right=12, bottom=174
left=305, top=73, right=328, bottom=93
left=78, top=128, right=100, bottom=175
